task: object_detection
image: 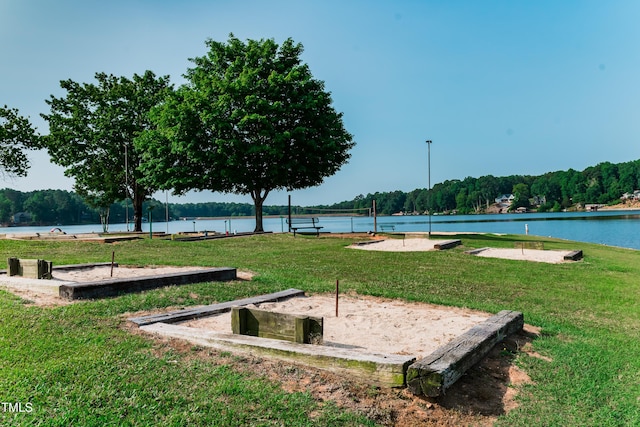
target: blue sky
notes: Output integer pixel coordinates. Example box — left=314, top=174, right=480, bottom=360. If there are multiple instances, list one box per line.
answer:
left=2, top=0, right=639, bottom=206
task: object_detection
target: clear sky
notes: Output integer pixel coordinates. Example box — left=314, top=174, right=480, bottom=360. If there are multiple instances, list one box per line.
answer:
left=2, top=0, right=639, bottom=207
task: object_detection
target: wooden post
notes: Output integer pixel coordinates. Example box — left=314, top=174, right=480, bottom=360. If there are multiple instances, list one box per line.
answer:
left=373, top=200, right=377, bottom=233
left=231, top=306, right=245, bottom=336
left=294, top=316, right=312, bottom=344
left=8, top=257, right=19, bottom=276
left=38, top=260, right=53, bottom=279
left=335, top=280, right=339, bottom=317
left=110, top=251, right=115, bottom=277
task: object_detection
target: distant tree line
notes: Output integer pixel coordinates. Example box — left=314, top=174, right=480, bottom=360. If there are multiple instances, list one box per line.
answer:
left=0, top=188, right=291, bottom=227
left=318, top=160, right=640, bottom=215
left=3, top=159, right=639, bottom=226
left=0, top=189, right=134, bottom=226
left=167, top=202, right=289, bottom=219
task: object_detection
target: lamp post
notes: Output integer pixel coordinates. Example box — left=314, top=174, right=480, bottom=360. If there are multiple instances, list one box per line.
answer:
left=124, top=143, right=129, bottom=232
left=426, top=140, right=432, bottom=238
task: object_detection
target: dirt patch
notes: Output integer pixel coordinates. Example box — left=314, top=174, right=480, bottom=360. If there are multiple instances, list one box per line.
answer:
left=600, top=200, right=640, bottom=210
left=128, top=318, right=539, bottom=426
left=0, top=285, right=74, bottom=307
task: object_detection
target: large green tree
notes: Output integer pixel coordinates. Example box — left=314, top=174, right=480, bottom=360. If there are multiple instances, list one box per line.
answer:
left=511, top=183, right=531, bottom=210
left=40, top=71, right=173, bottom=232
left=0, top=106, right=38, bottom=177
left=138, top=35, right=354, bottom=232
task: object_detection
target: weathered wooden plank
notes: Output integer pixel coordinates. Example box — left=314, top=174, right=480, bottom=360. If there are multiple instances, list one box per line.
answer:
left=231, top=307, right=323, bottom=344
left=564, top=250, right=583, bottom=261
left=434, top=239, right=461, bottom=250
left=129, top=288, right=306, bottom=326
left=352, top=240, right=385, bottom=247
left=406, top=310, right=523, bottom=397
left=53, top=262, right=118, bottom=271
left=141, top=322, right=414, bottom=387
left=464, top=247, right=490, bottom=255
left=7, top=257, right=19, bottom=276
left=59, top=267, right=236, bottom=300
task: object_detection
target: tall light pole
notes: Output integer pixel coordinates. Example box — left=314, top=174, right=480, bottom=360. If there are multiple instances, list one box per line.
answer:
left=426, top=140, right=432, bottom=238
left=124, top=143, right=129, bottom=232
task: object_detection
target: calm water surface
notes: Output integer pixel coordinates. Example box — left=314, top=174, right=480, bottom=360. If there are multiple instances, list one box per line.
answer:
left=2, top=210, right=639, bottom=250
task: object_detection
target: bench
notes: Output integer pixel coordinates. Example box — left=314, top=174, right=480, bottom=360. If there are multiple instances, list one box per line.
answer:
left=379, top=224, right=395, bottom=232
left=287, top=217, right=323, bottom=237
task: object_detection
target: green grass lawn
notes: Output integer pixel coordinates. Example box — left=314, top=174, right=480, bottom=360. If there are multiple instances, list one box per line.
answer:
left=1, top=233, right=639, bottom=426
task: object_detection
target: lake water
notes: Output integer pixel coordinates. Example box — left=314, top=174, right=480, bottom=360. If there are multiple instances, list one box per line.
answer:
left=2, top=210, right=639, bottom=250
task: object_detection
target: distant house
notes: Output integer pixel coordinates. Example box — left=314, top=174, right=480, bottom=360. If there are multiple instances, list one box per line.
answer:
left=493, top=194, right=515, bottom=213
left=621, top=190, right=640, bottom=201
left=494, top=194, right=514, bottom=205
left=531, top=195, right=547, bottom=206
left=12, top=212, right=31, bottom=224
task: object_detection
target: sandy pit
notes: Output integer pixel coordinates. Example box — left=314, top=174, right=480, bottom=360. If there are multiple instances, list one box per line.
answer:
left=472, top=247, right=573, bottom=263
left=0, top=265, right=213, bottom=306
left=349, top=238, right=443, bottom=252
left=50, top=265, right=207, bottom=282
left=181, top=294, right=491, bottom=359
left=350, top=238, right=574, bottom=263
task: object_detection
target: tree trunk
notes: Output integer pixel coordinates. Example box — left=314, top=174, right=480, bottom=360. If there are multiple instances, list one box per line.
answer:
left=251, top=189, right=269, bottom=233
left=132, top=186, right=146, bottom=232
left=99, top=206, right=110, bottom=233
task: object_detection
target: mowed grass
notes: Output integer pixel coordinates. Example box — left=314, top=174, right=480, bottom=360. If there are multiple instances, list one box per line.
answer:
left=1, top=233, right=639, bottom=426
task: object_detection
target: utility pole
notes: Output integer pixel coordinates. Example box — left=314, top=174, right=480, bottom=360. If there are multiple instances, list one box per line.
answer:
left=125, top=143, right=129, bottom=232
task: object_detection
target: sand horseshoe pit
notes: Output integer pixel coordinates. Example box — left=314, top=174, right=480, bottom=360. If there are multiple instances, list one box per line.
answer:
left=0, top=263, right=237, bottom=300
left=131, top=289, right=523, bottom=393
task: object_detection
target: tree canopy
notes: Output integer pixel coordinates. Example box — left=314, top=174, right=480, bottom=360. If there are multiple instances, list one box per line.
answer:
left=322, top=160, right=640, bottom=215
left=39, top=71, right=173, bottom=231
left=0, top=105, right=38, bottom=178
left=138, top=35, right=354, bottom=231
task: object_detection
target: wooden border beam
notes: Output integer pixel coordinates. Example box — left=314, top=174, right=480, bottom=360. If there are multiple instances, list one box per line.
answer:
left=60, top=267, right=236, bottom=300
left=433, top=239, right=461, bottom=250
left=129, top=288, right=305, bottom=326
left=406, top=310, right=524, bottom=397
left=141, top=322, right=414, bottom=387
